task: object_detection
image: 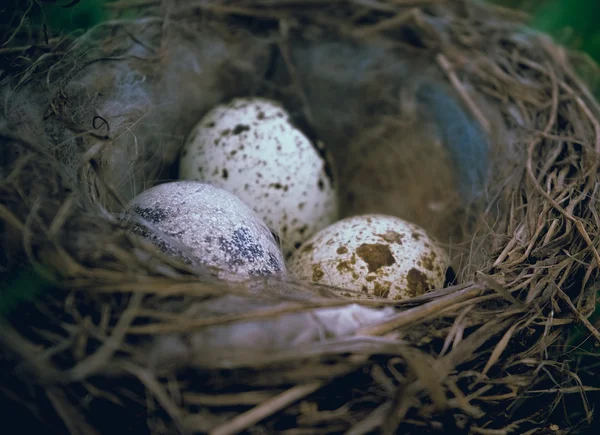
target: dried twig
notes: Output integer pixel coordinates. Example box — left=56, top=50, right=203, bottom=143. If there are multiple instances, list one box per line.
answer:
left=209, top=383, right=323, bottom=435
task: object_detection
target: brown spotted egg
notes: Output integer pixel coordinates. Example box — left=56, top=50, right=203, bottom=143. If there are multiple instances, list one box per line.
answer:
left=179, top=97, right=338, bottom=257
left=288, top=214, right=448, bottom=300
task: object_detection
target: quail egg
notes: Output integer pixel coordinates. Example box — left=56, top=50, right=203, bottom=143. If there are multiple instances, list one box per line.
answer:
left=179, top=97, right=338, bottom=256
left=288, top=214, right=448, bottom=300
left=122, top=181, right=286, bottom=279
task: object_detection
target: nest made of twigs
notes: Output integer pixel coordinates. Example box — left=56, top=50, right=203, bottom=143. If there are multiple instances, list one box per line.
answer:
left=2, top=1, right=600, bottom=434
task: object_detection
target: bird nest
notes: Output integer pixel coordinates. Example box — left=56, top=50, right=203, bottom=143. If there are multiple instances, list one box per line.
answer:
left=1, top=0, right=600, bottom=434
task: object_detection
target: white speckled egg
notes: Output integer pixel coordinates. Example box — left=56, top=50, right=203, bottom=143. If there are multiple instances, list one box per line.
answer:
left=122, top=181, right=286, bottom=279
left=288, top=214, right=448, bottom=300
left=179, top=97, right=338, bottom=256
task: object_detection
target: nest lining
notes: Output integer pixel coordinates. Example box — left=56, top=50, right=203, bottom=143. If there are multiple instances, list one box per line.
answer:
left=1, top=0, right=600, bottom=434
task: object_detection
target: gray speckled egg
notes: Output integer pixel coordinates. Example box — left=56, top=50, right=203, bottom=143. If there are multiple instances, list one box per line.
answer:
left=178, top=97, right=338, bottom=257
left=288, top=214, right=448, bottom=300
left=122, top=181, right=286, bottom=279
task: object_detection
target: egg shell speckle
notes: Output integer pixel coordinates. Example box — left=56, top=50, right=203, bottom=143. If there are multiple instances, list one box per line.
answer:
left=123, top=181, right=286, bottom=279
left=288, top=214, right=448, bottom=300
left=179, top=97, right=338, bottom=256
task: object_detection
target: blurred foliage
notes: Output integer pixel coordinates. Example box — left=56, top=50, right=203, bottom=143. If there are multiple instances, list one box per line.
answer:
left=0, top=267, right=54, bottom=319
left=33, top=0, right=112, bottom=34
left=485, top=0, right=600, bottom=109
left=531, top=0, right=600, bottom=65
left=39, top=0, right=111, bottom=33
left=0, top=0, right=111, bottom=42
